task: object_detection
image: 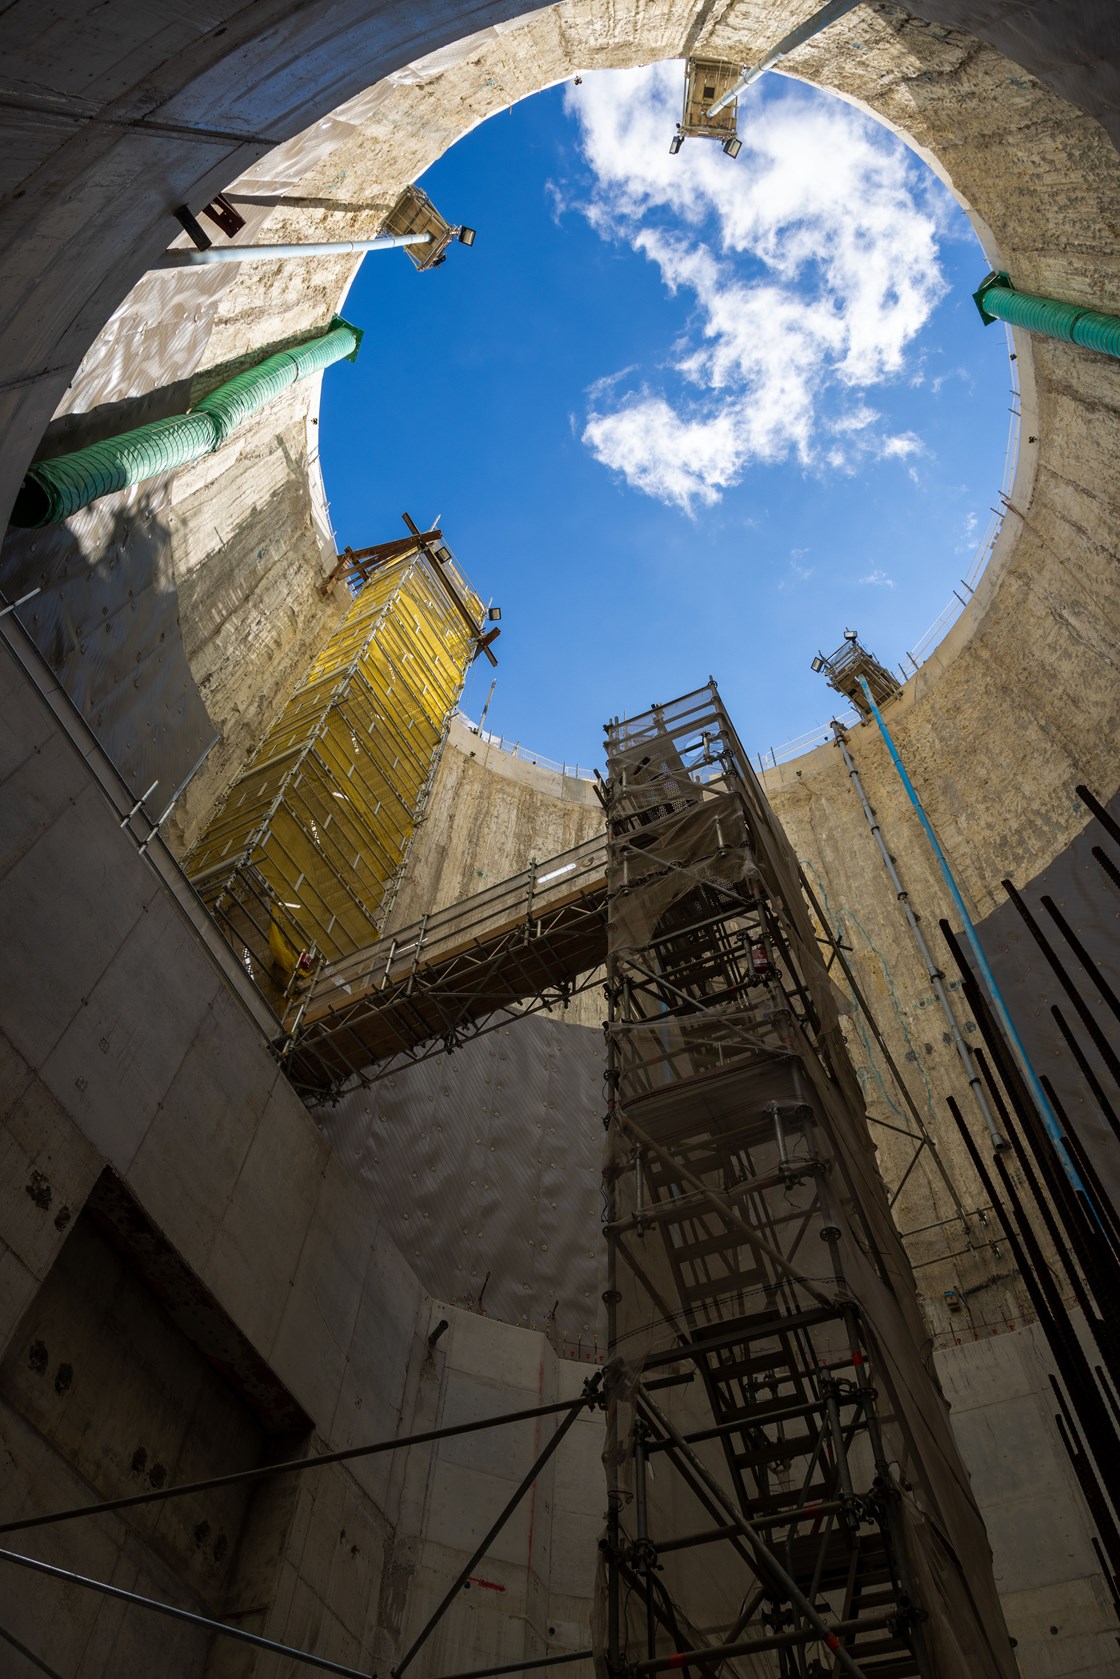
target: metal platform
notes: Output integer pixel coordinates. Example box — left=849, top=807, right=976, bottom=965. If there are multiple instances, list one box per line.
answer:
left=279, top=834, right=608, bottom=1095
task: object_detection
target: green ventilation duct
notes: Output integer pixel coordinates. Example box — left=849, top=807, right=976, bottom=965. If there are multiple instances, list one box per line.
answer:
left=11, top=316, right=363, bottom=529
left=974, top=272, right=1120, bottom=360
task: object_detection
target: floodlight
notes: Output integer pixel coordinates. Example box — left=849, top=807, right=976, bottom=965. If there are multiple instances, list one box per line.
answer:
left=433, top=544, right=452, bottom=564
left=843, top=627, right=858, bottom=643
left=457, top=226, right=477, bottom=246
left=488, top=606, right=502, bottom=622
left=810, top=656, right=825, bottom=674
left=669, top=134, right=684, bottom=155
left=722, top=135, right=743, bottom=158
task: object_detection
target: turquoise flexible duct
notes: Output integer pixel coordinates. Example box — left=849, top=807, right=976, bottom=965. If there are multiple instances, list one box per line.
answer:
left=974, top=271, right=1120, bottom=359
left=10, top=317, right=362, bottom=529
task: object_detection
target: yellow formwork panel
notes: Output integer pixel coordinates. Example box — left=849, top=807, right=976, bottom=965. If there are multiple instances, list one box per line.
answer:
left=187, top=549, right=480, bottom=990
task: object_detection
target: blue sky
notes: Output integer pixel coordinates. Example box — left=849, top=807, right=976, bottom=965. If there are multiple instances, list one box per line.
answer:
left=321, top=65, right=1013, bottom=772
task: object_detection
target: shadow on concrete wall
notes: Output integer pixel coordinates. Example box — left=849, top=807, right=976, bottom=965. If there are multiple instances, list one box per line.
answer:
left=1, top=485, right=215, bottom=806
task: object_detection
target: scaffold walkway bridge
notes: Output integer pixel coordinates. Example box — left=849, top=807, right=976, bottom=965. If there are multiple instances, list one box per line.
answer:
left=278, top=834, right=608, bottom=1096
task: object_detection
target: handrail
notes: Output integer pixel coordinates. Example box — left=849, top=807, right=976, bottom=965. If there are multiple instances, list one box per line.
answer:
left=456, top=714, right=599, bottom=781
left=288, top=832, right=609, bottom=1026
left=0, top=598, right=280, bottom=1038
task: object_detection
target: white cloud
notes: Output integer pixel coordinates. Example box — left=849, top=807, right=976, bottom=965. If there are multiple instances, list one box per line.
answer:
left=931, top=365, right=974, bottom=395
left=564, top=65, right=946, bottom=511
left=858, top=569, right=895, bottom=588
left=832, top=406, right=880, bottom=435
left=779, top=548, right=814, bottom=591
left=879, top=433, right=923, bottom=459
left=583, top=395, right=741, bottom=509
left=955, top=508, right=979, bottom=553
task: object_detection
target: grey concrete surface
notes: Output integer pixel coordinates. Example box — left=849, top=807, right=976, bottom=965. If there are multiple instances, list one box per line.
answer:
left=1, top=2, right=1119, bottom=1677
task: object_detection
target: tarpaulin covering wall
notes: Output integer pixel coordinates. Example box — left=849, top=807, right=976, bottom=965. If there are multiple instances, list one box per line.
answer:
left=321, top=1012, right=606, bottom=1342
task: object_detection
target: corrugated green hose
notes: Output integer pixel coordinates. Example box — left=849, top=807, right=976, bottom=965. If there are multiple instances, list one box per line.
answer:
left=974, top=272, right=1120, bottom=360
left=10, top=317, right=362, bottom=528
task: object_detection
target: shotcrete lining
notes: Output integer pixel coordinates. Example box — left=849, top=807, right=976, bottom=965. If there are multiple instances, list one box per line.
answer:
left=11, top=0, right=1119, bottom=880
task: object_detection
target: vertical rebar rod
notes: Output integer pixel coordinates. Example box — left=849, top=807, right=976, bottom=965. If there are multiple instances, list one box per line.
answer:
left=1002, top=879, right=1120, bottom=1090
left=833, top=724, right=1004, bottom=1147
left=857, top=677, right=1083, bottom=1196
left=976, top=1045, right=1120, bottom=1388
left=982, top=1052, right=1120, bottom=1389
left=1041, top=1077, right=1120, bottom=1258
left=945, top=1100, right=1120, bottom=1564
left=1076, top=784, right=1120, bottom=850
left=1049, top=1005, right=1120, bottom=1147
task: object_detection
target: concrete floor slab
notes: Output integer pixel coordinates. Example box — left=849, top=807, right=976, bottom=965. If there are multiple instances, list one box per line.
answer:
left=421, top=1457, right=535, bottom=1566
left=0, top=1242, right=39, bottom=1355
left=443, top=1305, right=553, bottom=1393
left=125, top=998, right=274, bottom=1270
left=0, top=1059, right=100, bottom=1289
left=0, top=646, right=58, bottom=786
left=433, top=1369, right=560, bottom=1481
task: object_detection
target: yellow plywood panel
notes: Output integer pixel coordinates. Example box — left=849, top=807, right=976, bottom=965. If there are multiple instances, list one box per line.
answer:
left=187, top=547, right=480, bottom=997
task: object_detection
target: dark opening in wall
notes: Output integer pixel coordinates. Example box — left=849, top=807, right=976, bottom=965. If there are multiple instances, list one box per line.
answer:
left=0, top=1169, right=313, bottom=1669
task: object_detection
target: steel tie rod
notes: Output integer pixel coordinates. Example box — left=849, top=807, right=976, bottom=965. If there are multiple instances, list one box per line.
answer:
left=391, top=1370, right=603, bottom=1678
left=0, top=1393, right=591, bottom=1538
left=0, top=1546, right=371, bottom=1679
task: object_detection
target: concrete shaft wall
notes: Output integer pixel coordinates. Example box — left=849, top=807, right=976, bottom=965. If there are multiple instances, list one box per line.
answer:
left=1, top=2, right=1119, bottom=1679
left=0, top=635, right=606, bottom=1677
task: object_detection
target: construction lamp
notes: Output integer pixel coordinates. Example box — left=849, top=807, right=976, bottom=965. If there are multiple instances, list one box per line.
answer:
left=457, top=226, right=477, bottom=246
left=810, top=656, right=825, bottom=674
left=722, top=135, right=743, bottom=159
left=669, top=134, right=684, bottom=155
left=488, top=606, right=502, bottom=622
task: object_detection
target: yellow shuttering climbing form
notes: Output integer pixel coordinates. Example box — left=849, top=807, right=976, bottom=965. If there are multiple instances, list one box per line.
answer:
left=187, top=548, right=483, bottom=991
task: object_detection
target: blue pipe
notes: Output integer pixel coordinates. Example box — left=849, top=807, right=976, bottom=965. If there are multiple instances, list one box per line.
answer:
left=856, top=677, right=1087, bottom=1201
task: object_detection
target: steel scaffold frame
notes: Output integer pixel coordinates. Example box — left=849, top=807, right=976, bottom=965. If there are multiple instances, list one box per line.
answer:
left=4, top=673, right=1016, bottom=1679
left=279, top=834, right=609, bottom=1096
left=596, top=682, right=1011, bottom=1679
left=0, top=1380, right=604, bottom=1679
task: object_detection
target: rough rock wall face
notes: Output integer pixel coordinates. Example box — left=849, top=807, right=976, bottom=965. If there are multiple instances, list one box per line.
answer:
left=390, top=723, right=603, bottom=923
left=5, top=0, right=1117, bottom=882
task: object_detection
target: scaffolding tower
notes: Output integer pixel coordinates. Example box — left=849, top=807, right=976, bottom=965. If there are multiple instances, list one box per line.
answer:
left=598, top=683, right=1014, bottom=1679
left=812, top=634, right=901, bottom=718
left=186, top=533, right=487, bottom=1001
